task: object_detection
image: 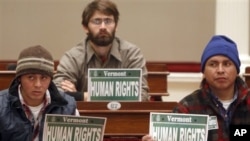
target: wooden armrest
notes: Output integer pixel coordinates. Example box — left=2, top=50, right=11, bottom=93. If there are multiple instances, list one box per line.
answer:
left=242, top=73, right=250, bottom=77
left=148, top=71, right=169, bottom=75
left=148, top=92, right=169, bottom=96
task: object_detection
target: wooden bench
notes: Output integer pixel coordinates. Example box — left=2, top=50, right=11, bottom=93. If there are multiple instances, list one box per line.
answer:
left=0, top=61, right=169, bottom=100
left=0, top=70, right=168, bottom=98
left=145, top=62, right=169, bottom=100
left=0, top=71, right=15, bottom=90
left=0, top=60, right=16, bottom=70
left=243, top=66, right=250, bottom=87
left=77, top=101, right=177, bottom=139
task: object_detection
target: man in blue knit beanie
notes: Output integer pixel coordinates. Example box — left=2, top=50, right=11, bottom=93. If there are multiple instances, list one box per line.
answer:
left=142, top=35, right=250, bottom=141
left=201, top=35, right=241, bottom=73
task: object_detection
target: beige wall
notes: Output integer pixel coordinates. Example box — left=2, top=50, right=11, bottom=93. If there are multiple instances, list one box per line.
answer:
left=0, top=0, right=215, bottom=62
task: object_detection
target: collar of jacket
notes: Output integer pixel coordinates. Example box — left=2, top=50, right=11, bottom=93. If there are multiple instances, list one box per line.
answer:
left=8, top=78, right=68, bottom=108
left=200, top=76, right=249, bottom=105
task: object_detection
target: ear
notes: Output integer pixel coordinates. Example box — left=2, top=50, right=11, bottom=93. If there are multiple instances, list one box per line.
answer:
left=83, top=25, right=89, bottom=34
left=114, top=23, right=118, bottom=32
left=16, top=77, right=21, bottom=83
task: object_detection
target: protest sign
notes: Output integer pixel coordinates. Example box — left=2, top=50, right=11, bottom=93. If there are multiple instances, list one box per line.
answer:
left=149, top=112, right=209, bottom=141
left=88, top=68, right=142, bottom=101
left=43, top=114, right=106, bottom=141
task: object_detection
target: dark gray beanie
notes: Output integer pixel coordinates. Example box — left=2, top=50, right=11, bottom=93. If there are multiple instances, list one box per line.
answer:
left=16, top=45, right=54, bottom=78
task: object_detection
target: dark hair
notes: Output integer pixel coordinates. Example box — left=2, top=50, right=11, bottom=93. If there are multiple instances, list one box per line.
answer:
left=81, top=0, right=119, bottom=27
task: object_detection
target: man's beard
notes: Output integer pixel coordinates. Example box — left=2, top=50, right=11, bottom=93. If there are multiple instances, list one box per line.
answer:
left=88, top=30, right=115, bottom=46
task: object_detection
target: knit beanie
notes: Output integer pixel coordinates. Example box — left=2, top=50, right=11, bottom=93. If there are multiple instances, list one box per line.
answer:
left=16, top=45, right=54, bottom=78
left=201, top=35, right=240, bottom=73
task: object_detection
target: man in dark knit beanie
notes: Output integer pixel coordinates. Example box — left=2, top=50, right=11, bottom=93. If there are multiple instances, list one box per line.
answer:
left=16, top=45, right=54, bottom=78
left=0, top=45, right=79, bottom=141
left=143, top=35, right=250, bottom=141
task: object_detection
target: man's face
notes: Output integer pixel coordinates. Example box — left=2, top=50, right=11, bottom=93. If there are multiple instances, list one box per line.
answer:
left=20, top=73, right=51, bottom=106
left=203, top=55, right=238, bottom=91
left=85, top=11, right=116, bottom=46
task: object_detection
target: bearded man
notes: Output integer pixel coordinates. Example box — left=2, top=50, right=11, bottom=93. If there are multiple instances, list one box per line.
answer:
left=53, top=0, right=149, bottom=101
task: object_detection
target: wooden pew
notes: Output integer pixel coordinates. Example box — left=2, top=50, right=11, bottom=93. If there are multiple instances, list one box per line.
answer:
left=0, top=60, right=16, bottom=70
left=0, top=61, right=169, bottom=100
left=243, top=66, right=250, bottom=87
left=0, top=71, right=15, bottom=90
left=0, top=70, right=169, bottom=97
left=146, top=62, right=169, bottom=101
left=77, top=101, right=178, bottom=139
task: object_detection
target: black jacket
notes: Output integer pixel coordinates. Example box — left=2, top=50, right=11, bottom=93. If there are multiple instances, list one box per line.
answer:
left=0, top=79, right=77, bottom=141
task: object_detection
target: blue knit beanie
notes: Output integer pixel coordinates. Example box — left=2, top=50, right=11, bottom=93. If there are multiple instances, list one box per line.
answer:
left=201, top=35, right=240, bottom=73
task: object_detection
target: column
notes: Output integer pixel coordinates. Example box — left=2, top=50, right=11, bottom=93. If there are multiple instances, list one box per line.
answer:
left=215, top=0, right=250, bottom=74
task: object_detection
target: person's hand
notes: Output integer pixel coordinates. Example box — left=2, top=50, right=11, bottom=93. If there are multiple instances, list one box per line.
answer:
left=142, top=135, right=155, bottom=141
left=84, top=92, right=89, bottom=101
left=61, top=80, right=77, bottom=92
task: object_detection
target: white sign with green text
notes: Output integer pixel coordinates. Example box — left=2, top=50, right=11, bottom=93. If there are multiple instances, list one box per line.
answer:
left=88, top=68, right=142, bottom=101
left=149, top=112, right=209, bottom=141
left=43, top=114, right=106, bottom=141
